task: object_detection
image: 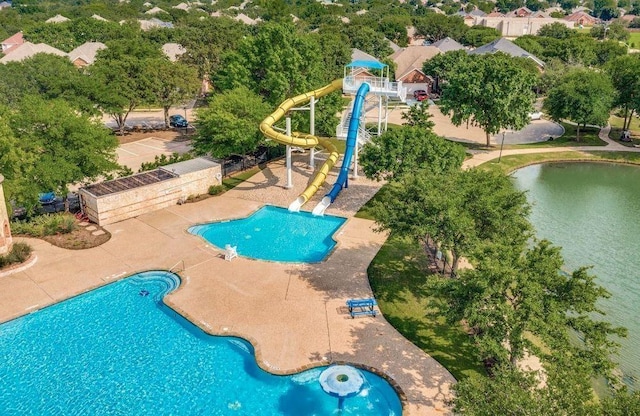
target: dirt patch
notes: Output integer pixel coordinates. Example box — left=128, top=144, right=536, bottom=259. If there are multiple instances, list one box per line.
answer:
left=41, top=221, right=111, bottom=250
left=116, top=130, right=181, bottom=145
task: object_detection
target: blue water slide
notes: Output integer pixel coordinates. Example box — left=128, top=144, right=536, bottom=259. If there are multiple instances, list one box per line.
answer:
left=327, top=83, right=370, bottom=202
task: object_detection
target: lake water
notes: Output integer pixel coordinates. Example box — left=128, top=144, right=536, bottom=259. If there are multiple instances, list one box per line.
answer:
left=512, top=162, right=640, bottom=387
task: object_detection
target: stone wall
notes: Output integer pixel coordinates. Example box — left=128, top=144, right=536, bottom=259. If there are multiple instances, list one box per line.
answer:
left=0, top=174, right=12, bottom=255
left=79, top=162, right=221, bottom=226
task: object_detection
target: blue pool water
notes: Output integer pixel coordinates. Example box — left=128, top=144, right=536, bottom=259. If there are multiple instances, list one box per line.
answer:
left=0, top=272, right=402, bottom=415
left=188, top=205, right=347, bottom=263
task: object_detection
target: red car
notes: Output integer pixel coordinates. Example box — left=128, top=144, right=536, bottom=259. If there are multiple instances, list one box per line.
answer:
left=413, top=90, right=428, bottom=101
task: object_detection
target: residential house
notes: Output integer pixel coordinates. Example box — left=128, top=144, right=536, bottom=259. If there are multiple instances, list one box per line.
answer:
left=0, top=42, right=66, bottom=64
left=508, top=7, right=533, bottom=17
left=469, top=37, right=545, bottom=68
left=389, top=45, right=441, bottom=94
left=46, top=14, right=70, bottom=23
left=91, top=14, right=108, bottom=21
left=173, top=2, right=190, bottom=11
left=145, top=7, right=167, bottom=15
left=620, top=14, right=638, bottom=25
left=0, top=1, right=12, bottom=10
left=1, top=31, right=23, bottom=55
left=458, top=8, right=487, bottom=26
left=350, top=48, right=384, bottom=79
left=564, top=11, right=598, bottom=26
left=234, top=13, right=260, bottom=25
left=387, top=39, right=402, bottom=53
left=162, top=43, right=186, bottom=62
left=432, top=36, right=465, bottom=52
left=67, top=42, right=106, bottom=68
left=138, top=18, right=174, bottom=31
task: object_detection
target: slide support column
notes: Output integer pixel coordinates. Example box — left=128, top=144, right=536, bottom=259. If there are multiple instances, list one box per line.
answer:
left=286, top=116, right=293, bottom=189
left=310, top=97, right=315, bottom=170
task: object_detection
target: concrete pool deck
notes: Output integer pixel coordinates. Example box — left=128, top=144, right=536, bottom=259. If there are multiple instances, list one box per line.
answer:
left=0, top=155, right=455, bottom=415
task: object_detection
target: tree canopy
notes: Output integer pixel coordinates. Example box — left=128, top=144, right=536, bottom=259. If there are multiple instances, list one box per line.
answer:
left=439, top=53, right=536, bottom=147
left=544, top=68, right=615, bottom=141
left=193, top=86, right=271, bottom=159
left=2, top=96, right=118, bottom=212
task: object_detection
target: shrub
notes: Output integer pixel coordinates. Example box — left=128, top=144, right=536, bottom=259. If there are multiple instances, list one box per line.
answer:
left=0, top=243, right=33, bottom=269
left=208, top=185, right=225, bottom=196
left=11, top=213, right=77, bottom=237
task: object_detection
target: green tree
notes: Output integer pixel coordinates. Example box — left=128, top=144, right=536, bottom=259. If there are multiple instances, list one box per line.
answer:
left=215, top=23, right=326, bottom=106
left=422, top=49, right=471, bottom=92
left=452, top=363, right=602, bottom=415
left=459, top=26, right=500, bottom=47
left=439, top=53, right=536, bottom=147
left=606, top=54, right=640, bottom=131
left=434, top=239, right=624, bottom=370
left=148, top=59, right=200, bottom=128
left=544, top=68, right=615, bottom=141
left=90, top=39, right=163, bottom=135
left=377, top=14, right=412, bottom=46
left=342, top=24, right=393, bottom=59
left=538, top=22, right=575, bottom=39
left=359, top=125, right=465, bottom=181
left=369, top=168, right=530, bottom=273
left=193, top=87, right=271, bottom=159
left=413, top=14, right=468, bottom=43
left=5, top=96, right=118, bottom=212
left=0, top=54, right=100, bottom=115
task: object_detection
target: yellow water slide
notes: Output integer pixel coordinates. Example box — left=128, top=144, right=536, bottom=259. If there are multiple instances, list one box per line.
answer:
left=259, top=78, right=343, bottom=212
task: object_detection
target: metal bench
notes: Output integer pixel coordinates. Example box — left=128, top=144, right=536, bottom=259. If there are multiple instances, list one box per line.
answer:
left=346, top=298, right=377, bottom=318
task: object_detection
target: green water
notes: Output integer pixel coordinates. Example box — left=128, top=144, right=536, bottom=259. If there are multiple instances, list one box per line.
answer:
left=512, top=162, right=640, bottom=387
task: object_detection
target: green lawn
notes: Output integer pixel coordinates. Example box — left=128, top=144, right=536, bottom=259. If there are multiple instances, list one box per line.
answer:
left=479, top=151, right=640, bottom=174
left=366, top=233, right=485, bottom=381
left=357, top=192, right=485, bottom=381
left=507, top=122, right=604, bottom=149
left=608, top=114, right=640, bottom=147
left=222, top=167, right=261, bottom=190
left=628, top=31, right=640, bottom=48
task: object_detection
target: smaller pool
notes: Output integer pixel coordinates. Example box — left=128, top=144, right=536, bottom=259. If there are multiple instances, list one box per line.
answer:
left=189, top=205, right=346, bottom=263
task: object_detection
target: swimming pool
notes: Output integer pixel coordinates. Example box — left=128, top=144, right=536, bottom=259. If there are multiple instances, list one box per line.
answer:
left=0, top=271, right=402, bottom=415
left=188, top=205, right=347, bottom=263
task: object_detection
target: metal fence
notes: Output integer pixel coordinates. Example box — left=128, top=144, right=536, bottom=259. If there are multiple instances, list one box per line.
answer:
left=216, top=146, right=285, bottom=177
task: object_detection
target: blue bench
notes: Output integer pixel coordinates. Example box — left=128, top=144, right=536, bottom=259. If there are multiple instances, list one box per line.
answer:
left=346, top=298, right=377, bottom=318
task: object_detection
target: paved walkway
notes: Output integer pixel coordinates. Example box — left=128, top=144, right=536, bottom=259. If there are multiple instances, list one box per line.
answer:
left=463, top=126, right=640, bottom=168
left=0, top=155, right=454, bottom=415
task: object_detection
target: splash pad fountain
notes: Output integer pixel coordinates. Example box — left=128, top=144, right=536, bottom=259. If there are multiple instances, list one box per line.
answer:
left=319, top=365, right=365, bottom=411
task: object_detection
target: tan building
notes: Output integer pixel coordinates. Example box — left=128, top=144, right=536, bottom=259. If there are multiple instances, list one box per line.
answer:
left=67, top=42, right=107, bottom=68
left=0, top=175, right=12, bottom=256
left=564, top=11, right=598, bottom=26
left=390, top=45, right=441, bottom=86
left=474, top=16, right=574, bottom=37
left=0, top=41, right=66, bottom=64
left=78, top=158, right=222, bottom=226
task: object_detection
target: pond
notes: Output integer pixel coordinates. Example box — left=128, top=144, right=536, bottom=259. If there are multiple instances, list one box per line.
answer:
left=512, top=162, right=640, bottom=388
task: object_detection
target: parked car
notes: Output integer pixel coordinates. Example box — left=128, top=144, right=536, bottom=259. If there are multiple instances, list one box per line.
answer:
left=413, top=90, right=428, bottom=101
left=169, top=114, right=188, bottom=128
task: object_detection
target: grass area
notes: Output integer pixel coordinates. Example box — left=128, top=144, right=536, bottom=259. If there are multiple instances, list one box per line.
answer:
left=507, top=122, right=604, bottom=148
left=357, top=190, right=484, bottom=381
left=479, top=151, right=640, bottom=174
left=222, top=167, right=261, bottom=190
left=366, top=233, right=485, bottom=381
left=628, top=31, right=640, bottom=48
left=608, top=114, right=640, bottom=147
